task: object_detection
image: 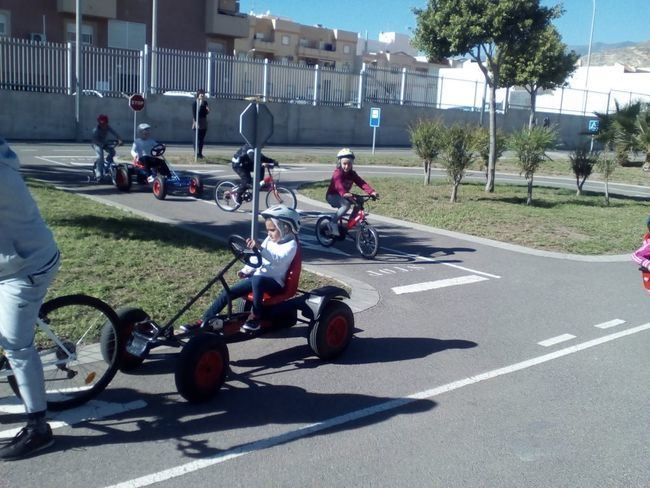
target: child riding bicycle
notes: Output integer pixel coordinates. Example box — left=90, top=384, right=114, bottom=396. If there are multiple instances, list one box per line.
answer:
left=325, top=148, right=379, bottom=236
left=91, top=114, right=122, bottom=181
left=231, top=143, right=277, bottom=203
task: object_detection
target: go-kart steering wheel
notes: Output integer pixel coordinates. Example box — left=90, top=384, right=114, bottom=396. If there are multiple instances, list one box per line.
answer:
left=150, top=143, right=166, bottom=157
left=228, top=235, right=262, bottom=268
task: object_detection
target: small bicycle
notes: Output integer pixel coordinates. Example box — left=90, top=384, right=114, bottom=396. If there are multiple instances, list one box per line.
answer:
left=89, top=140, right=123, bottom=185
left=214, top=162, right=297, bottom=212
left=0, top=294, right=121, bottom=411
left=315, top=194, right=380, bottom=259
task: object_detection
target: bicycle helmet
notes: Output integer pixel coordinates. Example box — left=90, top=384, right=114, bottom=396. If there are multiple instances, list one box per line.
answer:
left=137, top=123, right=151, bottom=132
left=261, top=204, right=301, bottom=234
left=337, top=148, right=355, bottom=160
left=97, top=114, right=109, bottom=124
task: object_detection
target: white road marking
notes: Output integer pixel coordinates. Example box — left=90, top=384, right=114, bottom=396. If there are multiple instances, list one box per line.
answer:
left=0, top=399, right=147, bottom=439
left=594, top=319, right=625, bottom=329
left=106, top=322, right=650, bottom=488
left=392, top=274, right=488, bottom=295
left=537, top=334, right=576, bottom=347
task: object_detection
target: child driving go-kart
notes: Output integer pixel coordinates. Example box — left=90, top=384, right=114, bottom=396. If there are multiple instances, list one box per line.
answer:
left=131, top=123, right=170, bottom=182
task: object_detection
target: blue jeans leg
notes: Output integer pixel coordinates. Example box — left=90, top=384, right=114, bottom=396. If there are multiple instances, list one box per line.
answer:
left=250, top=275, right=283, bottom=317
left=202, top=279, right=253, bottom=322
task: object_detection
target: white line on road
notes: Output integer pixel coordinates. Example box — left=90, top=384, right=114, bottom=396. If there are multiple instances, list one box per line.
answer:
left=537, top=334, right=576, bottom=347
left=106, top=322, right=650, bottom=488
left=594, top=319, right=626, bottom=329
left=391, top=274, right=489, bottom=295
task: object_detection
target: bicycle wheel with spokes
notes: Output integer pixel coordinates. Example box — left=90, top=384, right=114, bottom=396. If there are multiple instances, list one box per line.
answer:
left=355, top=222, right=379, bottom=259
left=215, top=181, right=241, bottom=212
left=265, top=186, right=297, bottom=210
left=315, top=215, right=335, bottom=247
left=6, top=294, right=121, bottom=411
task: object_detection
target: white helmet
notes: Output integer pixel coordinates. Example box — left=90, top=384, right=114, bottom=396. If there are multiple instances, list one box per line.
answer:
left=261, top=204, right=301, bottom=234
left=138, top=123, right=151, bottom=132
left=337, top=147, right=355, bottom=160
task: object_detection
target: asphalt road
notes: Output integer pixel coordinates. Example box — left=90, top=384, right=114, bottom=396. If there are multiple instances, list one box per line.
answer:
left=2, top=143, right=648, bottom=488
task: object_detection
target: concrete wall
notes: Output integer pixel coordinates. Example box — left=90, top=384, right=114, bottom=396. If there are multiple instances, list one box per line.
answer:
left=0, top=90, right=593, bottom=149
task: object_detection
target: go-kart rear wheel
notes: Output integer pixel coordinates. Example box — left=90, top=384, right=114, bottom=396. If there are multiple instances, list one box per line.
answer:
left=114, top=165, right=131, bottom=192
left=175, top=334, right=229, bottom=404
left=315, top=215, right=335, bottom=247
left=189, top=176, right=203, bottom=197
left=153, top=175, right=167, bottom=200
left=309, top=300, right=354, bottom=360
left=101, top=307, right=150, bottom=372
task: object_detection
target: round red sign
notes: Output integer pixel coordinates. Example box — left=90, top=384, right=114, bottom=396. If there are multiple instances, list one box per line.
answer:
left=129, top=94, right=145, bottom=112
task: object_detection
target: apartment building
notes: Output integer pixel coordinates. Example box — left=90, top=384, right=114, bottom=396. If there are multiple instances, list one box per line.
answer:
left=0, top=0, right=248, bottom=53
left=234, top=13, right=357, bottom=70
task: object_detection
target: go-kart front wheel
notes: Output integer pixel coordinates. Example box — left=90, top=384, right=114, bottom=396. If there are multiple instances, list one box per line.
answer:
left=114, top=165, right=131, bottom=192
left=175, top=334, right=229, bottom=403
left=189, top=176, right=203, bottom=197
left=152, top=175, right=167, bottom=200
left=308, top=300, right=354, bottom=360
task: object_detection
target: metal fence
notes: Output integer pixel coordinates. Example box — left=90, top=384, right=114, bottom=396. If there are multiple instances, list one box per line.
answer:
left=2, top=36, right=649, bottom=115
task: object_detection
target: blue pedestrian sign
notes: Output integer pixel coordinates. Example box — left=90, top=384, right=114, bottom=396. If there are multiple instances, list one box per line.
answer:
left=587, top=119, right=600, bottom=134
left=369, top=107, right=381, bottom=128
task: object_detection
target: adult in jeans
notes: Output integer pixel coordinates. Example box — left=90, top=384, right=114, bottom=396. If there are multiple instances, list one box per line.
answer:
left=325, top=148, right=378, bottom=235
left=0, top=137, right=61, bottom=460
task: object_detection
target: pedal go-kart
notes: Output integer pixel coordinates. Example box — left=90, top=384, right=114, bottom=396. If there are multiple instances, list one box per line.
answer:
left=111, top=235, right=354, bottom=403
left=114, top=143, right=203, bottom=200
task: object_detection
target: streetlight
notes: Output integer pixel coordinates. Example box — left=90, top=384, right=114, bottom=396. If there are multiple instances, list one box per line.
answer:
left=583, top=0, right=596, bottom=115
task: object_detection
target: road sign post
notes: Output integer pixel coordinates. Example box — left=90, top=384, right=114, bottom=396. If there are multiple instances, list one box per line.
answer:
left=587, top=119, right=600, bottom=153
left=240, top=102, right=274, bottom=238
left=129, top=94, right=145, bottom=141
left=369, top=107, right=381, bottom=155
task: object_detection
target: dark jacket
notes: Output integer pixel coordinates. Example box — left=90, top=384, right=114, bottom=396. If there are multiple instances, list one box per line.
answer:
left=231, top=144, right=274, bottom=172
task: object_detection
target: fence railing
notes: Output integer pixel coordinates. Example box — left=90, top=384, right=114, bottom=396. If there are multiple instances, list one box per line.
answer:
left=2, top=36, right=649, bottom=116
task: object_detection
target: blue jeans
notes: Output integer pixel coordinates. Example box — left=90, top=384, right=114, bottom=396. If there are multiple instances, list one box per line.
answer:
left=0, top=252, right=60, bottom=413
left=93, top=144, right=116, bottom=179
left=202, top=275, right=283, bottom=321
left=326, top=193, right=352, bottom=220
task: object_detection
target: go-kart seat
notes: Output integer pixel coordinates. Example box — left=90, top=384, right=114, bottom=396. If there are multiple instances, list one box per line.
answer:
left=246, top=242, right=302, bottom=306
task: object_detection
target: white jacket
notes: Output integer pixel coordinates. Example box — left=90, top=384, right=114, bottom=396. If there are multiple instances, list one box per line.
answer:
left=0, top=138, right=58, bottom=279
left=240, top=236, right=297, bottom=287
left=131, top=137, right=159, bottom=159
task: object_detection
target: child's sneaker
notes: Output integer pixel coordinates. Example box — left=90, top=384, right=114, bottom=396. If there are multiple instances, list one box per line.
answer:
left=328, top=221, right=340, bottom=236
left=146, top=175, right=155, bottom=183
left=240, top=316, right=260, bottom=333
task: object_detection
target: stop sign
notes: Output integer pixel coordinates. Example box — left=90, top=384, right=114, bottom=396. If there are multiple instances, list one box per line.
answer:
left=129, top=94, right=145, bottom=112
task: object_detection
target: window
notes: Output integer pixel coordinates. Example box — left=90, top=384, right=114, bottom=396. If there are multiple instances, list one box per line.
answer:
left=281, top=34, right=290, bottom=45
left=66, top=22, right=94, bottom=45
left=0, top=11, right=9, bottom=37
left=343, top=45, right=350, bottom=54
left=208, top=41, right=226, bottom=54
left=108, top=20, right=145, bottom=50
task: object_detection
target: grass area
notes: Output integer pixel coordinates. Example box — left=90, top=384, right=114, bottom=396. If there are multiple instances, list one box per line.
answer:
left=165, top=147, right=650, bottom=187
left=30, top=181, right=333, bottom=324
left=299, top=177, right=648, bottom=255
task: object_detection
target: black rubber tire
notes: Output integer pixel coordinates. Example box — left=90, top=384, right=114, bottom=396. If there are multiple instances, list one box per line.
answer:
left=13, top=294, right=122, bottom=410
left=315, top=215, right=336, bottom=247
left=215, top=181, right=240, bottom=211
left=153, top=175, right=167, bottom=200
left=265, top=186, right=297, bottom=209
left=189, top=176, right=203, bottom=197
left=175, top=334, right=229, bottom=403
left=115, top=165, right=131, bottom=192
left=103, top=307, right=151, bottom=372
left=308, top=300, right=354, bottom=360
left=355, top=222, right=379, bottom=259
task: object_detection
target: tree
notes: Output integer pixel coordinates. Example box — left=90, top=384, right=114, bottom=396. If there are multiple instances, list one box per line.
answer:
left=595, top=101, right=641, bottom=166
left=569, top=147, right=597, bottom=196
left=508, top=125, right=557, bottom=205
left=632, top=105, right=650, bottom=171
left=413, top=0, right=558, bottom=193
left=500, top=25, right=578, bottom=128
left=473, top=126, right=506, bottom=181
left=409, top=119, right=445, bottom=185
left=596, top=151, right=617, bottom=206
left=440, top=124, right=476, bottom=203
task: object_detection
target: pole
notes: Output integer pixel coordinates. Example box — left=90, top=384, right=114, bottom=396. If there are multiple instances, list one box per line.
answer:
left=133, top=111, right=137, bottom=142
left=583, top=0, right=596, bottom=115
left=194, top=96, right=200, bottom=162
left=75, top=0, right=81, bottom=141
left=151, top=0, right=158, bottom=93
left=251, top=122, right=261, bottom=239
left=372, top=127, right=376, bottom=155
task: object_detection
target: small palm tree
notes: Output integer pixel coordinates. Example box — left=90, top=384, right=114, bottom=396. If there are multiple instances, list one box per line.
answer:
left=633, top=106, right=650, bottom=171
left=508, top=126, right=558, bottom=205
left=440, top=124, right=476, bottom=203
left=596, top=101, right=641, bottom=166
left=473, top=126, right=506, bottom=181
left=409, top=119, right=445, bottom=185
left=569, top=146, right=598, bottom=195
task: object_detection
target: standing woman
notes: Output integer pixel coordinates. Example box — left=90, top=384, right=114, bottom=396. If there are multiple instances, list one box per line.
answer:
left=192, top=89, right=210, bottom=159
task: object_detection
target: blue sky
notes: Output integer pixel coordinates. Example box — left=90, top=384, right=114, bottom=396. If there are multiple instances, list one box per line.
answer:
left=239, top=0, right=650, bottom=47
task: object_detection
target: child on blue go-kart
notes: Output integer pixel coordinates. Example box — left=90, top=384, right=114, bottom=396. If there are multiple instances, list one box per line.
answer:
left=131, top=123, right=170, bottom=182
left=92, top=114, right=122, bottom=181
left=199, top=205, right=300, bottom=333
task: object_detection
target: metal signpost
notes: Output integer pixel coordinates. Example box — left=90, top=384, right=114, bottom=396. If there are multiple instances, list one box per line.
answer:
left=587, top=119, right=600, bottom=153
left=369, top=107, right=381, bottom=154
left=129, top=94, right=145, bottom=141
left=239, top=102, right=274, bottom=238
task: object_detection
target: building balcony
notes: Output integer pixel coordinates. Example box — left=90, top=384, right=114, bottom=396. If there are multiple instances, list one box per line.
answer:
left=298, top=45, right=336, bottom=57
left=57, top=0, right=116, bottom=18
left=205, top=0, right=249, bottom=38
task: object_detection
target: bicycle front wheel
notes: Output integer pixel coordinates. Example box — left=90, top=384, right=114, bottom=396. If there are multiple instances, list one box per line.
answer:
left=7, top=294, right=121, bottom=411
left=266, top=186, right=297, bottom=210
left=215, top=181, right=240, bottom=212
left=356, top=222, right=379, bottom=259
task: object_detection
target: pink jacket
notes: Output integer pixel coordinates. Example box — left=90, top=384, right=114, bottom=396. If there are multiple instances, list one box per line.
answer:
left=326, top=168, right=375, bottom=197
left=632, top=232, right=650, bottom=269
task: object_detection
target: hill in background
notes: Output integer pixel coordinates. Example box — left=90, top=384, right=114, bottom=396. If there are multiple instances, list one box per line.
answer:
left=569, top=40, right=650, bottom=67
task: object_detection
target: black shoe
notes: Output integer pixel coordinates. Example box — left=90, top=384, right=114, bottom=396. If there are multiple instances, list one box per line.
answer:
left=0, top=425, right=54, bottom=461
left=240, top=318, right=260, bottom=333
left=179, top=320, right=203, bottom=332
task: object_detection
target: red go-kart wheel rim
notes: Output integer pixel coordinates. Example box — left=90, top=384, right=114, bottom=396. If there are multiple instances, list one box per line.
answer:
left=153, top=180, right=161, bottom=195
left=326, top=315, right=349, bottom=348
left=116, top=171, right=128, bottom=187
left=189, top=180, right=199, bottom=195
left=194, top=350, right=224, bottom=390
